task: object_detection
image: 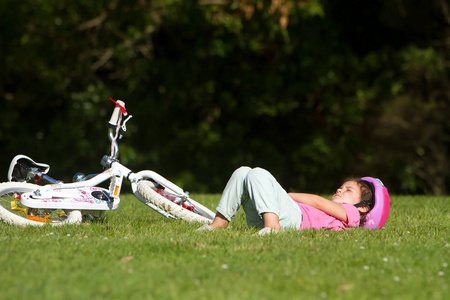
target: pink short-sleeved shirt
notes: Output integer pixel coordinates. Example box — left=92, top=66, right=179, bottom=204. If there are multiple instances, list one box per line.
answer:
left=297, top=202, right=361, bottom=231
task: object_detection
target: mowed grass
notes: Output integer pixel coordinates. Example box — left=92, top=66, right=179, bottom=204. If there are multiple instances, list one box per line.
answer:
left=0, top=194, right=448, bottom=300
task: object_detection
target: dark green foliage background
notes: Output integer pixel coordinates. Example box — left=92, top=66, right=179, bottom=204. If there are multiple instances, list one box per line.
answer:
left=1, top=0, right=448, bottom=194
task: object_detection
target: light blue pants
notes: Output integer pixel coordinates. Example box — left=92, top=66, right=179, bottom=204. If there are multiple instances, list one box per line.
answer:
left=216, top=167, right=302, bottom=230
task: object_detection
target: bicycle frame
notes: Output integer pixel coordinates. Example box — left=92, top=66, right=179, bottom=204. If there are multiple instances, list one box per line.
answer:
left=24, top=157, right=193, bottom=220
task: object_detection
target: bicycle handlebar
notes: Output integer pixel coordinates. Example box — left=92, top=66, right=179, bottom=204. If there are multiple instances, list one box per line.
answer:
left=109, top=100, right=126, bottom=128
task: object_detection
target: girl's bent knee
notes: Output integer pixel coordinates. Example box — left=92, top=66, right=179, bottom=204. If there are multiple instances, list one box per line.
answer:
left=231, top=166, right=252, bottom=178
left=246, top=167, right=272, bottom=182
left=235, top=166, right=252, bottom=173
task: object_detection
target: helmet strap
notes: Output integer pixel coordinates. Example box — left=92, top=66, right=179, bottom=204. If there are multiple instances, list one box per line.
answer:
left=354, top=200, right=372, bottom=208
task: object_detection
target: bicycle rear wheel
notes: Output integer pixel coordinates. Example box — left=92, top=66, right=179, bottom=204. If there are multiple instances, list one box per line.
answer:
left=0, top=182, right=82, bottom=226
left=136, top=180, right=214, bottom=224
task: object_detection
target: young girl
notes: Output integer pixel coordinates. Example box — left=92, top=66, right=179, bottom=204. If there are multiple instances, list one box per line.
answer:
left=198, top=166, right=377, bottom=235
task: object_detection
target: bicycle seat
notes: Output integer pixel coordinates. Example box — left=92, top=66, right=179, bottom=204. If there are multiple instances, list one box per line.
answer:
left=8, top=155, right=50, bottom=182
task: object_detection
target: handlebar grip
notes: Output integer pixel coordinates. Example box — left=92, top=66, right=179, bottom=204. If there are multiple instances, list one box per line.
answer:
left=109, top=100, right=126, bottom=127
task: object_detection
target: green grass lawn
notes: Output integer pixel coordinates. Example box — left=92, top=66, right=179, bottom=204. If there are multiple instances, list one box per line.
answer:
left=0, top=194, right=448, bottom=300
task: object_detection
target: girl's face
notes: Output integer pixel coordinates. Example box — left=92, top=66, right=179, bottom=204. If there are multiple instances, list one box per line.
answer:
left=331, top=181, right=362, bottom=205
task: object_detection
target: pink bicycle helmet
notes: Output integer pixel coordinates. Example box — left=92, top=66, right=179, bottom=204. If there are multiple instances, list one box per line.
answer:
left=359, top=177, right=390, bottom=229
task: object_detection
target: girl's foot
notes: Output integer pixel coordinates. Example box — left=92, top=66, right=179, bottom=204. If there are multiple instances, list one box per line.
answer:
left=201, top=212, right=229, bottom=230
left=196, top=224, right=214, bottom=231
left=255, top=227, right=280, bottom=236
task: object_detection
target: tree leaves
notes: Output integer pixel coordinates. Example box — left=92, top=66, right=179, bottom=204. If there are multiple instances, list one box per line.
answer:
left=0, top=0, right=447, bottom=194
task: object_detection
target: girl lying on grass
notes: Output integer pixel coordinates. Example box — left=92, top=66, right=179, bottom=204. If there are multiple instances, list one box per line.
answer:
left=198, top=166, right=390, bottom=235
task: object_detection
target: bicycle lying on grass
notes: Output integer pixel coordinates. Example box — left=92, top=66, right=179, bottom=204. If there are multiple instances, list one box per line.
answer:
left=0, top=99, right=215, bottom=226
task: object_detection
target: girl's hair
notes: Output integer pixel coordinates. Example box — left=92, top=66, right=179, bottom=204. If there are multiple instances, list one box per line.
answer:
left=347, top=178, right=375, bottom=226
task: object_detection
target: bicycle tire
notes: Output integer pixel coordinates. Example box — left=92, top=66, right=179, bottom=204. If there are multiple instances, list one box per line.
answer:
left=0, top=182, right=82, bottom=226
left=136, top=180, right=214, bottom=224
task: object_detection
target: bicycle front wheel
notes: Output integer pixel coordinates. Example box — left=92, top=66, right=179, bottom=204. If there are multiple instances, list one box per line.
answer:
left=0, top=182, right=82, bottom=226
left=136, top=180, right=214, bottom=224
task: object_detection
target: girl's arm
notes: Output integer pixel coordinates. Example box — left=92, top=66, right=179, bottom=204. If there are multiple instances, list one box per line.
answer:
left=288, top=193, right=348, bottom=222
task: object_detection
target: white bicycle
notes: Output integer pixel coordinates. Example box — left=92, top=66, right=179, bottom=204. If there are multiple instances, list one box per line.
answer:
left=0, top=99, right=215, bottom=226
